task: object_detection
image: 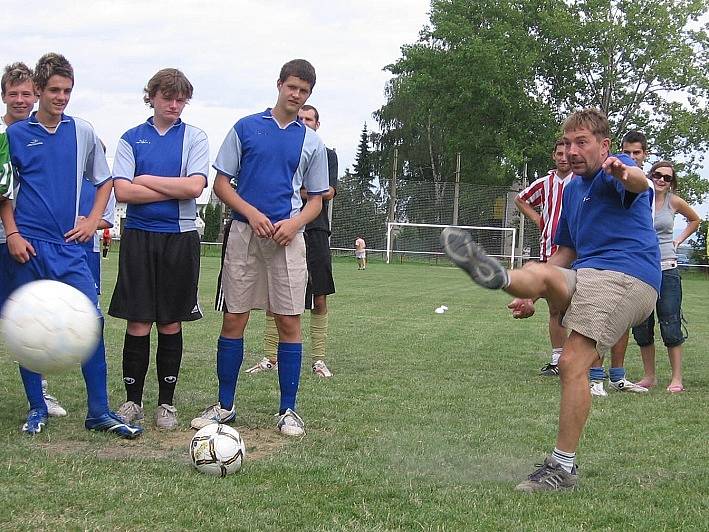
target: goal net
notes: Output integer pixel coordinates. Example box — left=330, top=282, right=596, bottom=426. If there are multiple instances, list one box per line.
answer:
left=385, top=222, right=517, bottom=268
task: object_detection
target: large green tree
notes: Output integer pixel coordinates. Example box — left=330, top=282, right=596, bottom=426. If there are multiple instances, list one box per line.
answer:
left=376, top=0, right=709, bottom=202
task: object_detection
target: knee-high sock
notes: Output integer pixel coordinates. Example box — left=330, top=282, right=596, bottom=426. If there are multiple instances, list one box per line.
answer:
left=217, top=336, right=243, bottom=411
left=263, top=315, right=279, bottom=362
left=156, top=330, right=183, bottom=406
left=122, top=332, right=150, bottom=405
left=19, top=366, right=45, bottom=413
left=82, top=321, right=109, bottom=418
left=310, top=312, right=328, bottom=361
left=278, top=342, right=302, bottom=414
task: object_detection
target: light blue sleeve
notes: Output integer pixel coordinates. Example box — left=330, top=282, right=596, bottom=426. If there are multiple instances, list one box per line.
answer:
left=102, top=191, right=116, bottom=227
left=184, top=127, right=210, bottom=185
left=213, top=127, right=241, bottom=180
left=89, top=130, right=111, bottom=186
left=112, top=137, right=136, bottom=182
left=302, top=129, right=329, bottom=194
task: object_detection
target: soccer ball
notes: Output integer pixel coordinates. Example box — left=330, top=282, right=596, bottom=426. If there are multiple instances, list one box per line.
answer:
left=1, top=280, right=100, bottom=373
left=190, top=424, right=245, bottom=477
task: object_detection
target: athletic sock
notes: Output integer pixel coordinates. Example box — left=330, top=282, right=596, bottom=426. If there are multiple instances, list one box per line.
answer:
left=551, top=348, right=562, bottom=366
left=263, top=315, right=279, bottom=363
left=589, top=367, right=605, bottom=381
left=82, top=321, right=110, bottom=417
left=552, top=448, right=576, bottom=473
left=277, top=342, right=302, bottom=415
left=19, top=366, right=46, bottom=413
left=156, top=330, right=183, bottom=406
left=122, top=332, right=150, bottom=405
left=609, top=367, right=626, bottom=383
left=217, top=336, right=243, bottom=411
left=310, top=311, right=328, bottom=362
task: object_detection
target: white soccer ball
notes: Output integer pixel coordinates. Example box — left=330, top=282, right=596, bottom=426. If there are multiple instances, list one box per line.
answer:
left=190, top=424, right=245, bottom=477
left=1, top=280, right=100, bottom=373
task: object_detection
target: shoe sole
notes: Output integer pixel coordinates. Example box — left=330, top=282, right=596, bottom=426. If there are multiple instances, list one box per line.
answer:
left=440, top=228, right=508, bottom=289
left=190, top=412, right=236, bottom=430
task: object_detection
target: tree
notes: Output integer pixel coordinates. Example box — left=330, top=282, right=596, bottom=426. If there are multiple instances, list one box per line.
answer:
left=689, top=219, right=708, bottom=265
left=375, top=0, right=709, bottom=203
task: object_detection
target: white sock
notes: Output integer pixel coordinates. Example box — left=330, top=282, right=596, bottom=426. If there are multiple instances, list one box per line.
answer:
left=552, top=447, right=576, bottom=473
left=551, top=348, right=562, bottom=366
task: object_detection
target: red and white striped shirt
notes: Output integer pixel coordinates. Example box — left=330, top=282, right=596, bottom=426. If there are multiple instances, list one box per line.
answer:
left=517, top=170, right=574, bottom=261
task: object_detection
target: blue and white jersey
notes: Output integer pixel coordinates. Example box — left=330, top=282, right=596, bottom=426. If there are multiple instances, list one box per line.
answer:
left=7, top=113, right=111, bottom=245
left=113, top=117, right=209, bottom=233
left=214, top=108, right=329, bottom=227
left=78, top=178, right=116, bottom=254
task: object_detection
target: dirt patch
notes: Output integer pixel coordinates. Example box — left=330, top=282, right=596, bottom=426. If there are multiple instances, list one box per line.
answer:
left=38, top=424, right=289, bottom=462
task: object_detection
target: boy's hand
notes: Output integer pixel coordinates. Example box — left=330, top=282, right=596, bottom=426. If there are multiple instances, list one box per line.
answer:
left=272, top=218, right=300, bottom=246
left=507, top=298, right=536, bottom=319
left=247, top=210, right=274, bottom=238
left=6, top=232, right=36, bottom=263
left=65, top=215, right=97, bottom=243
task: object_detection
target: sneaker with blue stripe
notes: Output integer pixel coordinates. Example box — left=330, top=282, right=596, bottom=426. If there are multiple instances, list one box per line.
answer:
left=22, top=408, right=48, bottom=435
left=85, top=412, right=143, bottom=439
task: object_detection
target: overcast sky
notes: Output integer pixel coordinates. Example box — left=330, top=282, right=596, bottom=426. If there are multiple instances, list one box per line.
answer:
left=3, top=0, right=707, bottom=227
left=3, top=0, right=431, bottom=175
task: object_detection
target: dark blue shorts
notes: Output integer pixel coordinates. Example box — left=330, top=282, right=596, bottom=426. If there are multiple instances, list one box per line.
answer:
left=632, top=267, right=686, bottom=348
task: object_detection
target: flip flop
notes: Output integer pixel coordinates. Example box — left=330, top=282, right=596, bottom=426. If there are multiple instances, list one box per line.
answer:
left=666, top=384, right=685, bottom=393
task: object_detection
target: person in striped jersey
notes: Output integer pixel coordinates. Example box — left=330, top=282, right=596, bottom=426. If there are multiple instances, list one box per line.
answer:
left=514, top=140, right=574, bottom=376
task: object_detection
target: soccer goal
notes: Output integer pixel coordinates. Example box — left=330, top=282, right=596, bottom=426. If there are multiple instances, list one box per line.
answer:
left=385, top=222, right=517, bottom=268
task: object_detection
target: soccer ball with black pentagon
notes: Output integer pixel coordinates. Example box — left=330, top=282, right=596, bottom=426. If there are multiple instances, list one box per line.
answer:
left=190, top=423, right=245, bottom=477
left=1, top=280, right=100, bottom=373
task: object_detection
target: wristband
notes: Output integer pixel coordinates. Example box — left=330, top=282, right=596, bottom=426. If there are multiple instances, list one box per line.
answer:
left=5, top=231, right=19, bottom=239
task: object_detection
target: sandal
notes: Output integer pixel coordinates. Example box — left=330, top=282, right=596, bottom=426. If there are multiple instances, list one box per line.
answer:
left=666, top=384, right=685, bottom=393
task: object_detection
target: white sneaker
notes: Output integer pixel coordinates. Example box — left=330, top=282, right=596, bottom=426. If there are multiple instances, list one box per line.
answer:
left=312, top=359, right=333, bottom=378
left=43, top=393, right=67, bottom=417
left=190, top=403, right=236, bottom=430
left=155, top=404, right=178, bottom=430
left=245, top=357, right=277, bottom=374
left=609, top=378, right=648, bottom=393
left=116, top=401, right=145, bottom=424
left=590, top=380, right=608, bottom=397
left=277, top=408, right=305, bottom=436
left=41, top=380, right=67, bottom=417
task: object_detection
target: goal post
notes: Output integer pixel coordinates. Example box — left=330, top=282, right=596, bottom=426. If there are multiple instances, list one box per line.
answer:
left=385, top=222, right=516, bottom=268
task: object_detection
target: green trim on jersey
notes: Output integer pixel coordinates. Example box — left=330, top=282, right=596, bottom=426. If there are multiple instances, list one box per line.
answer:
left=0, top=124, right=13, bottom=199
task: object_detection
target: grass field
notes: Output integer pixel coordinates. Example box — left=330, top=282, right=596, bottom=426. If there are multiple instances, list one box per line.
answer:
left=0, top=254, right=707, bottom=530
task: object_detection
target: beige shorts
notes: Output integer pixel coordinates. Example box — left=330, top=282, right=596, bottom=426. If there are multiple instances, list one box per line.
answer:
left=222, top=221, right=307, bottom=315
left=355, top=251, right=366, bottom=259
left=561, top=268, right=657, bottom=357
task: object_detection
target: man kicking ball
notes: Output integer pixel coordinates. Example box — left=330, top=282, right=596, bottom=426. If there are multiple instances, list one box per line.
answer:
left=442, top=108, right=659, bottom=491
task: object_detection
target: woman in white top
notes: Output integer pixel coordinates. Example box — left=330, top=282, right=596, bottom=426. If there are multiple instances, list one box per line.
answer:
left=631, top=161, right=700, bottom=393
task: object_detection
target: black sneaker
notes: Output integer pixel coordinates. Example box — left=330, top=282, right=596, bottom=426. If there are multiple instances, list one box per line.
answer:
left=515, top=456, right=578, bottom=492
left=440, top=228, right=509, bottom=289
left=539, top=363, right=560, bottom=376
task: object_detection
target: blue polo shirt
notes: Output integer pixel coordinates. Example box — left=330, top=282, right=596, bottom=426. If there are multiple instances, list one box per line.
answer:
left=113, top=117, right=209, bottom=233
left=214, top=108, right=329, bottom=226
left=7, top=113, right=111, bottom=245
left=554, top=153, right=661, bottom=293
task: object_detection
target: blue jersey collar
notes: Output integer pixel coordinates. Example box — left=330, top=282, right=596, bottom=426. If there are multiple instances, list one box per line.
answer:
left=261, top=108, right=302, bottom=129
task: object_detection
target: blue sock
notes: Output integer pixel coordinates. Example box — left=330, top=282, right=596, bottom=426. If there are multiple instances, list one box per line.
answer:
left=609, top=367, right=626, bottom=382
left=19, top=366, right=46, bottom=413
left=82, top=322, right=109, bottom=418
left=277, top=342, right=302, bottom=414
left=217, top=336, right=243, bottom=411
left=589, top=367, right=605, bottom=381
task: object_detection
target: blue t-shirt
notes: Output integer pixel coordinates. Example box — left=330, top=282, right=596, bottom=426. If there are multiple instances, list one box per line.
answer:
left=213, top=109, right=329, bottom=226
left=554, top=153, right=661, bottom=293
left=7, top=113, right=111, bottom=245
left=113, top=117, right=209, bottom=233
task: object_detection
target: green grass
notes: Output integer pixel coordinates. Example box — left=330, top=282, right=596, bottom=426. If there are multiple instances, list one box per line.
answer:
left=0, top=254, right=707, bottom=530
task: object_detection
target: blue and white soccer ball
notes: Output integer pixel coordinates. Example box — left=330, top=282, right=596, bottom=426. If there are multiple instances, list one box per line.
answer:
left=1, top=280, right=100, bottom=373
left=190, top=424, right=246, bottom=477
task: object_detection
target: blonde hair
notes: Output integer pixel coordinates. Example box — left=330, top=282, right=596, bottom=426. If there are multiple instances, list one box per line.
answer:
left=562, top=108, right=610, bottom=140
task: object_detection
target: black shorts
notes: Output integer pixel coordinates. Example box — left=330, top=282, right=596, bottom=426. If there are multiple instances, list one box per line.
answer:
left=109, top=229, right=202, bottom=323
left=304, top=229, right=335, bottom=309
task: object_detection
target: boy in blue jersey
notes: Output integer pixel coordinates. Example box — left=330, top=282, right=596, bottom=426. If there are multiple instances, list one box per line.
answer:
left=2, top=61, right=72, bottom=418
left=109, top=68, right=209, bottom=431
left=442, top=109, right=659, bottom=491
left=191, top=59, right=329, bottom=436
left=0, top=53, right=141, bottom=438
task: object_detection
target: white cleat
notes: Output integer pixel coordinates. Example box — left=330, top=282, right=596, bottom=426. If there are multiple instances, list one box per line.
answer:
left=609, top=378, right=648, bottom=393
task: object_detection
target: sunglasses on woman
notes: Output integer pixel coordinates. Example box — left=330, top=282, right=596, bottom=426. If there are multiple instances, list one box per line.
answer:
left=651, top=172, right=673, bottom=183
